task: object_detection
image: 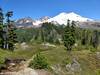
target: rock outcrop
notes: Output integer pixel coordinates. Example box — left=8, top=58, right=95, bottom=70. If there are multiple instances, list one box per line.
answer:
left=66, top=58, right=81, bottom=74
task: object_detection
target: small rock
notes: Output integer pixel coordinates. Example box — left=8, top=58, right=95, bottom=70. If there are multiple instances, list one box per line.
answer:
left=21, top=42, right=29, bottom=50
left=96, top=52, right=100, bottom=60
left=66, top=58, right=81, bottom=73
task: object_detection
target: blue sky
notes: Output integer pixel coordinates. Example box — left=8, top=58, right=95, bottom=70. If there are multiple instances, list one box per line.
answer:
left=0, top=0, right=100, bottom=20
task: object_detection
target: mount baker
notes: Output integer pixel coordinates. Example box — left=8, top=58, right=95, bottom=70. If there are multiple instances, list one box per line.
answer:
left=16, top=12, right=100, bottom=29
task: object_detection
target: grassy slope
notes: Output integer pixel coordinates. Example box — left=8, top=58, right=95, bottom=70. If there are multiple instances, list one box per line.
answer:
left=40, top=45, right=100, bottom=75
left=0, top=44, right=100, bottom=75
left=0, top=44, right=39, bottom=66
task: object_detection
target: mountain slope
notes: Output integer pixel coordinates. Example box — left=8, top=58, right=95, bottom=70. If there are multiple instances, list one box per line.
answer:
left=16, top=12, right=96, bottom=28
left=48, top=12, right=93, bottom=25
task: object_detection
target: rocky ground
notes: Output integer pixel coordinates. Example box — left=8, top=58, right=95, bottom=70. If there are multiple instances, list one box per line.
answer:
left=0, top=68, right=52, bottom=75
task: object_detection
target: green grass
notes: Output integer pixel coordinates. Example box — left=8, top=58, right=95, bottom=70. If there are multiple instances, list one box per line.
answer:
left=0, top=43, right=100, bottom=75
left=40, top=45, right=100, bottom=75
left=0, top=44, right=41, bottom=67
left=40, top=45, right=67, bottom=65
left=0, top=43, right=56, bottom=66
left=0, top=49, right=11, bottom=66
left=0, top=49, right=34, bottom=67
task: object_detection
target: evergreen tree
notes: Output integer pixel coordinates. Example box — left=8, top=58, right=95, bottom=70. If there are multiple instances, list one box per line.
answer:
left=8, top=22, right=17, bottom=50
left=81, top=29, right=88, bottom=45
left=29, top=53, right=49, bottom=69
left=71, top=21, right=76, bottom=42
left=41, top=27, right=45, bottom=43
left=63, top=20, right=76, bottom=51
left=6, top=11, right=17, bottom=51
left=92, top=30, right=99, bottom=49
left=0, top=8, right=4, bottom=48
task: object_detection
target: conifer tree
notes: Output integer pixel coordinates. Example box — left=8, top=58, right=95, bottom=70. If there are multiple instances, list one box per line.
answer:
left=81, top=30, right=88, bottom=45
left=41, top=27, right=45, bottom=43
left=0, top=8, right=4, bottom=48
left=71, top=21, right=76, bottom=42
left=6, top=11, right=17, bottom=51
left=63, top=20, right=76, bottom=51
left=0, top=8, right=17, bottom=50
left=92, top=30, right=99, bottom=49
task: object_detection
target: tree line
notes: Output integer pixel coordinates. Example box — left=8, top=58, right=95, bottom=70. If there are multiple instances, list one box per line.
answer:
left=63, top=20, right=100, bottom=51
left=16, top=20, right=100, bottom=51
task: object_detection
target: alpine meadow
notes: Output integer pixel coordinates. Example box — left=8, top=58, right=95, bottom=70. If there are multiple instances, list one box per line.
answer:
left=0, top=0, right=100, bottom=75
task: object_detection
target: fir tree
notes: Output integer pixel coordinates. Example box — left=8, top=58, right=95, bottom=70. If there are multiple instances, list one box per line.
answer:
left=63, top=20, right=76, bottom=51
left=71, top=21, right=76, bottom=43
left=81, top=30, right=88, bottom=45
left=41, top=27, right=45, bottom=43
left=0, top=8, right=4, bottom=48
left=6, top=11, right=17, bottom=51
left=92, top=30, right=99, bottom=49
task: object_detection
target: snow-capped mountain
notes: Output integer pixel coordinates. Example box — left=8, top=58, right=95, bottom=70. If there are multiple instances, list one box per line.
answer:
left=16, top=12, right=95, bottom=28
left=32, top=16, right=50, bottom=27
left=48, top=12, right=93, bottom=25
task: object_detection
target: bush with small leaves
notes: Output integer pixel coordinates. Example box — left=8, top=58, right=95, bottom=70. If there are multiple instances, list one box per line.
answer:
left=29, top=53, right=49, bottom=69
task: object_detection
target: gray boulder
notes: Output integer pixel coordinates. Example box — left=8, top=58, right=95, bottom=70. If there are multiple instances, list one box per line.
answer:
left=66, top=58, right=81, bottom=73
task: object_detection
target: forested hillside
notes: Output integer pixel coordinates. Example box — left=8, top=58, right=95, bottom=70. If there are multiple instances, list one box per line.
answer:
left=16, top=22, right=100, bottom=51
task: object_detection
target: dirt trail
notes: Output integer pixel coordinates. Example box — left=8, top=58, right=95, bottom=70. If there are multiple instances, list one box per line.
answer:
left=24, top=54, right=36, bottom=68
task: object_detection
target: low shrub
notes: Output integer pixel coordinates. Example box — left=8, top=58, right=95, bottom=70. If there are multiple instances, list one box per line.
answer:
left=29, top=53, right=49, bottom=69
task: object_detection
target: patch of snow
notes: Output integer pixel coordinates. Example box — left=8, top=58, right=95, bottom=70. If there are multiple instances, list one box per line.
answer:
left=48, top=12, right=93, bottom=25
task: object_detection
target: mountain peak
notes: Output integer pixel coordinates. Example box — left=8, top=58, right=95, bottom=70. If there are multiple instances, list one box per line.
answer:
left=59, top=12, right=80, bottom=16
left=67, top=12, right=81, bottom=16
left=48, top=12, right=93, bottom=25
left=40, top=16, right=50, bottom=22
left=16, top=12, right=94, bottom=28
